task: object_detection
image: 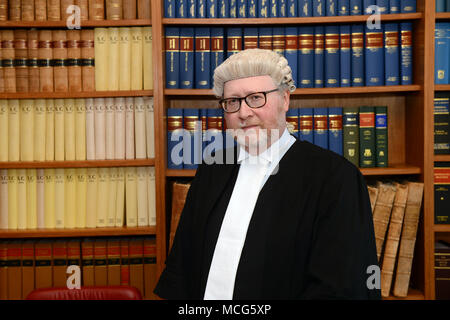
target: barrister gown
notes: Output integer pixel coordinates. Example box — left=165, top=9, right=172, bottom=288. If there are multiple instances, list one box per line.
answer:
left=154, top=137, right=381, bottom=299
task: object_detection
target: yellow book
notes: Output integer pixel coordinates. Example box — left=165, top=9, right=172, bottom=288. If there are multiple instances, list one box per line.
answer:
left=125, top=167, right=137, bottom=227
left=125, top=97, right=135, bottom=159
left=8, top=100, right=20, bottom=162
left=105, top=98, right=115, bottom=160
left=119, top=27, right=131, bottom=90
left=64, top=99, right=76, bottom=161
left=147, top=167, right=156, bottom=226
left=0, top=170, right=8, bottom=229
left=130, top=27, right=143, bottom=90
left=143, top=27, right=153, bottom=90
left=45, top=100, right=55, bottom=161
left=26, top=169, right=37, bottom=229
left=20, top=99, right=34, bottom=161
left=85, top=98, right=96, bottom=160
left=75, top=99, right=86, bottom=161
left=36, top=169, right=45, bottom=229
left=54, top=99, right=65, bottom=161
left=94, top=98, right=106, bottom=160
left=86, top=167, right=98, bottom=228
left=107, top=167, right=118, bottom=227
left=96, top=167, right=109, bottom=227
left=54, top=168, right=65, bottom=229
left=34, top=99, right=46, bottom=162
left=108, top=28, right=120, bottom=91
left=94, top=28, right=109, bottom=91
left=134, top=97, right=146, bottom=159
left=136, top=167, right=148, bottom=226
left=115, top=167, right=125, bottom=227
left=145, top=97, right=154, bottom=158
left=8, top=169, right=18, bottom=229
left=75, top=168, right=87, bottom=228
left=65, top=168, right=76, bottom=229
left=16, top=169, right=27, bottom=230
left=43, top=168, right=55, bottom=228
left=0, top=100, right=8, bottom=161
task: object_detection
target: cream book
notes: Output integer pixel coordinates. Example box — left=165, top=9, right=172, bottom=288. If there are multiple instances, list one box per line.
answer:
left=0, top=100, right=8, bottom=161
left=0, top=170, right=8, bottom=229
left=75, top=168, right=87, bottom=228
left=75, top=98, right=86, bottom=160
left=94, top=28, right=109, bottom=91
left=136, top=167, right=148, bottom=226
left=107, top=28, right=120, bottom=91
left=36, top=169, right=45, bottom=229
left=44, top=168, right=55, bottom=228
left=65, top=168, right=76, bottom=229
left=125, top=166, right=137, bottom=227
left=142, top=26, right=153, bottom=90
left=54, top=99, right=65, bottom=161
left=64, top=99, right=76, bottom=161
left=8, top=169, right=18, bottom=229
left=94, top=98, right=106, bottom=160
left=144, top=97, right=154, bottom=158
left=134, top=97, right=147, bottom=159
left=34, top=99, right=47, bottom=162
left=125, top=97, right=135, bottom=159
left=96, top=167, right=109, bottom=227
left=107, top=167, right=118, bottom=227
left=105, top=97, right=115, bottom=160
left=20, top=100, right=35, bottom=161
left=16, top=169, right=27, bottom=229
left=85, top=98, right=96, bottom=160
left=86, top=167, right=98, bottom=228
left=54, top=168, right=65, bottom=229
left=26, top=169, right=37, bottom=229
left=130, top=27, right=143, bottom=90
left=119, top=27, right=131, bottom=90
left=147, top=167, right=156, bottom=226
left=115, top=167, right=125, bottom=227
left=114, top=97, right=126, bottom=160
left=45, top=99, right=55, bottom=161
left=8, top=100, right=20, bottom=162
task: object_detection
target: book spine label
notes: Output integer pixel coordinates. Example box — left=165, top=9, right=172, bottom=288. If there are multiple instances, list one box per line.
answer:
left=375, top=106, right=388, bottom=167
left=434, top=164, right=450, bottom=224
left=351, top=24, right=364, bottom=86
left=326, top=0, right=337, bottom=15
left=314, top=26, right=324, bottom=88
left=340, top=25, right=351, bottom=86
left=176, top=0, right=187, bottom=17
left=325, top=26, right=340, bottom=87
left=350, top=0, right=361, bottom=14
left=287, top=0, right=297, bottom=17
left=187, top=0, right=197, bottom=17
left=389, top=0, right=399, bottom=13
left=343, top=107, right=359, bottom=167
left=434, top=98, right=450, bottom=154
left=313, top=0, right=324, bottom=16
left=385, top=23, right=400, bottom=85
left=165, top=0, right=175, bottom=17
left=359, top=106, right=376, bottom=167
left=299, top=26, right=314, bottom=88
left=299, top=0, right=312, bottom=16
left=400, top=0, right=415, bottom=12
left=217, top=0, right=227, bottom=18
left=165, top=27, right=180, bottom=89
left=313, top=108, right=328, bottom=150
left=197, top=0, right=206, bottom=18
left=258, top=0, right=268, bottom=17
left=269, top=0, right=277, bottom=17
left=400, top=22, right=413, bottom=85
left=435, top=23, right=449, bottom=85
left=338, top=0, right=349, bottom=15
left=285, top=27, right=298, bottom=87
left=229, top=0, right=237, bottom=17
left=328, top=107, right=343, bottom=156
left=365, top=25, right=385, bottom=86
left=238, top=0, right=247, bottom=17
left=195, top=28, right=211, bottom=89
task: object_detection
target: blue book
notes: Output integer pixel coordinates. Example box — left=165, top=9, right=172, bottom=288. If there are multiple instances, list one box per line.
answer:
left=436, top=0, right=446, bottom=12
left=326, top=0, right=337, bottom=15
left=248, top=0, right=257, bottom=17
left=279, top=0, right=287, bottom=16
left=273, top=27, right=285, bottom=56
left=183, top=109, right=200, bottom=169
left=299, top=26, right=314, bottom=88
left=328, top=107, right=343, bottom=156
left=165, top=27, right=180, bottom=89
left=197, top=0, right=207, bottom=17
left=447, top=0, right=450, bottom=12
left=363, top=0, right=375, bottom=14
left=376, top=0, right=389, bottom=13
left=205, top=109, right=224, bottom=162
left=243, top=27, right=258, bottom=49
left=285, top=27, right=298, bottom=87
left=195, top=28, right=211, bottom=89
left=340, top=25, right=351, bottom=87
left=176, top=0, right=188, bottom=17
left=287, top=0, right=297, bottom=16
left=400, top=22, right=413, bottom=85
left=167, top=108, right=183, bottom=169
left=313, top=0, right=325, bottom=16
left=299, top=108, right=314, bottom=143
left=351, top=24, right=364, bottom=86
left=259, top=27, right=273, bottom=50
left=325, top=25, right=340, bottom=87
left=400, top=0, right=416, bottom=12
left=230, top=0, right=237, bottom=17
left=258, top=0, right=269, bottom=17
left=338, top=0, right=349, bottom=15
left=217, top=0, right=228, bottom=18
left=299, top=0, right=312, bottom=16
left=211, top=27, right=225, bottom=87
left=179, top=27, right=194, bottom=89
left=200, top=108, right=208, bottom=162
left=314, top=25, right=324, bottom=87
left=389, top=0, right=399, bottom=13
left=313, top=107, right=328, bottom=150
left=187, top=0, right=197, bottom=17
left=238, top=0, right=247, bottom=17
left=435, top=22, right=449, bottom=84
left=350, top=0, right=362, bottom=14
left=164, top=0, right=176, bottom=17
left=286, top=108, right=300, bottom=139
left=270, top=0, right=278, bottom=16
left=227, top=27, right=243, bottom=58
left=365, top=24, right=384, bottom=86
left=384, top=23, right=400, bottom=85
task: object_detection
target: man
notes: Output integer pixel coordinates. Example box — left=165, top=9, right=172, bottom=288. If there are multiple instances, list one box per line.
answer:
left=155, top=49, right=380, bottom=299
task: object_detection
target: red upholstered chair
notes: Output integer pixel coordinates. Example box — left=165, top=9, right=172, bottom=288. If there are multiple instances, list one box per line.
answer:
left=25, top=286, right=142, bottom=300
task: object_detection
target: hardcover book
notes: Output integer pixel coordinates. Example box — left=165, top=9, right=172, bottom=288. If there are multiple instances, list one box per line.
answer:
left=435, top=162, right=450, bottom=224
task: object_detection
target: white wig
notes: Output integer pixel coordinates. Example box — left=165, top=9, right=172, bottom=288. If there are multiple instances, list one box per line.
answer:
left=212, top=48, right=296, bottom=97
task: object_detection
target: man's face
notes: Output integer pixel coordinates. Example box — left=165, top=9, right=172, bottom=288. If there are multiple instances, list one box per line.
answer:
left=223, top=75, right=290, bottom=153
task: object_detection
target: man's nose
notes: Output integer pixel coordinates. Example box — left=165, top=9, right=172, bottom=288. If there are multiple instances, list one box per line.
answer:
left=237, top=99, right=253, bottom=119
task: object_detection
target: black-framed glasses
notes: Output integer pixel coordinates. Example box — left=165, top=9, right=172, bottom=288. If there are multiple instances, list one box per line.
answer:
left=219, top=88, right=279, bottom=113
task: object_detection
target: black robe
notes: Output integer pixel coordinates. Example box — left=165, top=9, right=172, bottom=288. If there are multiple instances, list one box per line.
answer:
left=155, top=137, right=381, bottom=300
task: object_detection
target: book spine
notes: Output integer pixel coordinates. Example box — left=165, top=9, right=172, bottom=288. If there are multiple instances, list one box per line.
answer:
left=125, top=167, right=138, bottom=227
left=313, top=107, right=328, bottom=150
left=299, top=109, right=314, bottom=143
left=3, top=30, right=16, bottom=93
left=314, top=25, right=324, bottom=88
left=365, top=24, right=384, bottom=86
left=325, top=25, right=340, bottom=87
left=134, top=97, right=147, bottom=159
left=188, top=0, right=197, bottom=17
left=0, top=0, right=7, bottom=20
left=299, top=26, right=314, bottom=88
left=435, top=163, right=450, bottom=224
left=216, top=0, right=226, bottom=18
left=43, top=169, right=55, bottom=229
left=287, top=0, right=297, bottom=16
left=227, top=27, right=242, bottom=58
left=52, top=30, right=69, bottom=93
left=85, top=98, right=96, bottom=160
left=107, top=239, right=121, bottom=285
left=130, top=27, right=143, bottom=90
left=351, top=24, right=364, bottom=86
left=85, top=168, right=97, bottom=228
left=176, top=0, right=187, bottom=17
left=299, top=0, right=312, bottom=16
left=94, top=98, right=106, bottom=160
left=434, top=98, right=450, bottom=154
left=384, top=23, right=400, bottom=85
left=258, top=0, right=268, bottom=17
left=16, top=169, right=27, bottom=230
left=94, top=239, right=107, bottom=285
left=67, top=30, right=82, bottom=92
left=269, top=0, right=277, bottom=17
left=0, top=101, right=6, bottom=162
left=64, top=99, right=76, bottom=161
left=75, top=168, right=87, bottom=228
left=7, top=241, right=22, bottom=299
left=54, top=169, right=65, bottom=229
left=238, top=0, right=247, bottom=17
left=65, top=168, right=76, bottom=229
left=105, top=98, right=115, bottom=160
left=75, top=99, right=86, bottom=160
left=326, top=0, right=337, bottom=15
left=94, top=28, right=109, bottom=91
left=47, top=0, right=60, bottom=20
left=338, top=0, right=349, bottom=14
left=21, top=241, right=34, bottom=299
left=106, top=0, right=123, bottom=19
left=96, top=168, right=108, bottom=228
left=125, top=97, right=135, bottom=159
left=8, top=170, right=18, bottom=229
left=143, top=27, right=153, bottom=90
left=400, top=22, right=413, bottom=85
left=0, top=171, right=7, bottom=229
left=328, top=107, right=343, bottom=156
left=54, top=100, right=65, bottom=161
left=80, top=29, right=95, bottom=92
left=61, top=0, right=74, bottom=21
left=286, top=108, right=300, bottom=139
left=119, top=239, right=129, bottom=285
left=279, top=0, right=287, bottom=16
left=375, top=106, right=388, bottom=167
left=165, top=0, right=176, bottom=17
left=107, top=169, right=117, bottom=227
left=363, top=0, right=375, bottom=14
left=14, top=30, right=29, bottom=93
left=243, top=27, right=258, bottom=50
left=167, top=108, right=184, bottom=169
left=8, top=100, right=20, bottom=162
left=20, top=100, right=34, bottom=161
left=350, top=0, right=361, bottom=14
left=129, top=238, right=144, bottom=295
left=106, top=28, right=119, bottom=91
left=211, top=28, right=224, bottom=87
left=340, top=25, right=351, bottom=87
left=359, top=106, right=376, bottom=167
left=259, top=27, right=272, bottom=51
left=389, top=0, right=399, bottom=13
left=272, top=27, right=285, bottom=56
left=437, top=0, right=446, bottom=12
left=435, top=22, right=449, bottom=85
left=115, top=168, right=125, bottom=227
left=45, top=100, right=54, bottom=161
left=183, top=108, right=199, bottom=169
left=435, top=242, right=450, bottom=299
left=119, top=28, right=131, bottom=90
left=195, top=27, right=211, bottom=89
left=75, top=0, right=89, bottom=20
left=165, top=27, right=180, bottom=89
left=36, top=170, right=45, bottom=229
left=9, top=0, right=21, bottom=20
left=285, top=26, right=298, bottom=87
left=143, top=237, right=157, bottom=299
left=377, top=0, right=389, bottom=13
left=197, top=0, right=206, bottom=18
left=400, top=0, right=415, bottom=12
left=137, top=167, right=149, bottom=226
left=313, top=0, right=324, bottom=16
left=89, top=0, right=105, bottom=19
left=343, top=107, right=359, bottom=167
left=114, top=97, right=126, bottom=159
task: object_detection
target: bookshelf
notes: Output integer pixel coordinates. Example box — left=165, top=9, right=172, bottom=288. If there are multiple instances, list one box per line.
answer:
left=0, top=19, right=151, bottom=28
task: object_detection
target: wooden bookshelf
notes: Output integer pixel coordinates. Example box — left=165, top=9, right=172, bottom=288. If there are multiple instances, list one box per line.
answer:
left=383, top=288, right=425, bottom=300
left=435, top=84, right=450, bottom=91
left=434, top=155, right=450, bottom=162
left=434, top=225, right=450, bottom=232
left=0, top=90, right=153, bottom=99
left=0, top=159, right=155, bottom=169
left=0, top=19, right=151, bottom=28
left=435, top=12, right=450, bottom=20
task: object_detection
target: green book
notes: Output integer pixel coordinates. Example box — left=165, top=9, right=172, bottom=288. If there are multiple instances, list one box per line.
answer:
left=343, top=107, right=360, bottom=167
left=359, top=106, right=376, bottom=168
left=375, top=106, right=388, bottom=167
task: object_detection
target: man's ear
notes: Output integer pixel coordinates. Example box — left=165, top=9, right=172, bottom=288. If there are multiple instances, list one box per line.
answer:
left=282, top=90, right=290, bottom=112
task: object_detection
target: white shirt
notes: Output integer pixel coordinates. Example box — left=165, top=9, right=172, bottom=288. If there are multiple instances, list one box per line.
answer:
left=203, top=128, right=296, bottom=300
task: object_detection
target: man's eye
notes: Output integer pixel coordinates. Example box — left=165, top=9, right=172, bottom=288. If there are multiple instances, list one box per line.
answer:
left=227, top=99, right=239, bottom=104
left=250, top=95, right=263, bottom=100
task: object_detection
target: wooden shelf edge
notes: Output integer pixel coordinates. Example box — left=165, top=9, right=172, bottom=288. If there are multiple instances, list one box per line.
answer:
left=434, top=224, right=450, bottom=232
left=0, top=226, right=156, bottom=238
left=435, top=85, right=450, bottom=91
left=0, top=90, right=153, bottom=99
left=0, top=159, right=155, bottom=169
left=434, top=155, right=450, bottom=162
left=383, top=288, right=425, bottom=300
left=436, top=12, right=450, bottom=20
left=0, top=19, right=151, bottom=28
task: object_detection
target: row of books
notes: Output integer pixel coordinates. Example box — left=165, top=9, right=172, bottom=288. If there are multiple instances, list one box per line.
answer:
left=436, top=0, right=450, bottom=12
left=0, top=237, right=157, bottom=300
left=167, top=106, right=388, bottom=169
left=435, top=23, right=450, bottom=85
left=164, top=0, right=417, bottom=18
left=367, top=180, right=424, bottom=297
left=435, top=162, right=450, bottom=224
left=0, top=0, right=151, bottom=22
left=0, top=166, right=156, bottom=230
left=434, top=97, right=450, bottom=154
left=435, top=240, right=450, bottom=299
left=0, top=97, right=155, bottom=162
left=165, top=23, right=414, bottom=89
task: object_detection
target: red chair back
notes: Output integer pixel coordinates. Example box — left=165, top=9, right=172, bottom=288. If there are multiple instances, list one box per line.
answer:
left=26, top=286, right=142, bottom=300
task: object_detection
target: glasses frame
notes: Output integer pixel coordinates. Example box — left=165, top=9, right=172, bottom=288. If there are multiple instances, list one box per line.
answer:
left=219, top=88, right=280, bottom=113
